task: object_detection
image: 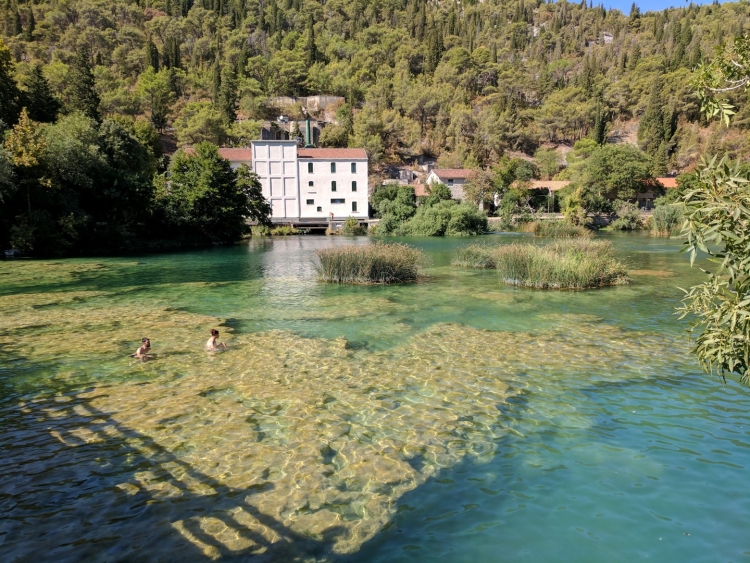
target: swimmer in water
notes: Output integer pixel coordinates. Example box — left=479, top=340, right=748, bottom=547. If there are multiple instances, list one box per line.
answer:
left=131, top=337, right=151, bottom=359
left=206, top=328, right=227, bottom=351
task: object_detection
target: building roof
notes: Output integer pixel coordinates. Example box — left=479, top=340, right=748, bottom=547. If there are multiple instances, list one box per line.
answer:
left=656, top=177, right=678, bottom=188
left=430, top=169, right=475, bottom=180
left=182, top=147, right=253, bottom=161
left=297, top=148, right=368, bottom=159
left=413, top=183, right=429, bottom=197
left=528, top=180, right=571, bottom=191
left=217, top=148, right=253, bottom=161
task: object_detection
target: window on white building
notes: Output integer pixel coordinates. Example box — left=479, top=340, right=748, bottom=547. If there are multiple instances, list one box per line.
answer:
left=332, top=181, right=337, bottom=192
left=351, top=162, right=356, bottom=173
left=308, top=181, right=313, bottom=186
left=331, top=198, right=345, bottom=204
left=308, top=162, right=313, bottom=173
left=352, top=201, right=358, bottom=212
left=317, top=206, right=322, bottom=212
left=331, top=162, right=336, bottom=173
left=352, top=181, right=357, bottom=192
left=306, top=199, right=314, bottom=205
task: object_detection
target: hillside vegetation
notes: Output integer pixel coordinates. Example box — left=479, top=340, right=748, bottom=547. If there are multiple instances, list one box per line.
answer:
left=2, top=0, right=749, bottom=171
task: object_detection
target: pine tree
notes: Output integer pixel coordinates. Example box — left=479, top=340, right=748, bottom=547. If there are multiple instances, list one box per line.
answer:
left=66, top=46, right=101, bottom=122
left=24, top=65, right=61, bottom=123
left=24, top=7, right=35, bottom=41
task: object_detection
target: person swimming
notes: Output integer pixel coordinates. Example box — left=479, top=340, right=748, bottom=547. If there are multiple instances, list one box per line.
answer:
left=206, top=329, right=226, bottom=351
left=131, top=337, right=151, bottom=359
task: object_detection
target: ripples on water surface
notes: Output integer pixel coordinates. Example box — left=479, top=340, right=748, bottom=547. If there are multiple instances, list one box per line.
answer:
left=0, top=234, right=748, bottom=562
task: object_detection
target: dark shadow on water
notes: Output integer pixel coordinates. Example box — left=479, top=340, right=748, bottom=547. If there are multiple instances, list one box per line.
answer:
left=0, top=387, right=346, bottom=563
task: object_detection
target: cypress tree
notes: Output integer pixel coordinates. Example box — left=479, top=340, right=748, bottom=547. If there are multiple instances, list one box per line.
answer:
left=592, top=101, right=607, bottom=145
left=24, top=7, right=35, bottom=41
left=628, top=44, right=641, bottom=70
left=146, top=39, right=160, bottom=71
left=24, top=65, right=61, bottom=123
left=0, top=38, right=22, bottom=129
left=66, top=46, right=101, bottom=122
left=637, top=79, right=665, bottom=157
left=13, top=10, right=22, bottom=36
left=218, top=66, right=237, bottom=122
left=305, top=13, right=317, bottom=67
left=212, top=62, right=221, bottom=103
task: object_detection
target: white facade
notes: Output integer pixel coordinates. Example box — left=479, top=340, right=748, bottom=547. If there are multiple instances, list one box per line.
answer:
left=251, top=141, right=300, bottom=219
left=250, top=141, right=369, bottom=221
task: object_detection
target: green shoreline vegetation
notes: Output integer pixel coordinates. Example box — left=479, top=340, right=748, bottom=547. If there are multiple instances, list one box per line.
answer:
left=454, top=239, right=629, bottom=289
left=3, top=2, right=748, bottom=255
left=315, top=242, right=423, bottom=284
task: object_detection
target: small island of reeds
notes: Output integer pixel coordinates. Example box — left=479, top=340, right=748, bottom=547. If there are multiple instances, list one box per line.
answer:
left=532, top=220, right=592, bottom=238
left=454, top=239, right=628, bottom=289
left=315, top=242, right=423, bottom=284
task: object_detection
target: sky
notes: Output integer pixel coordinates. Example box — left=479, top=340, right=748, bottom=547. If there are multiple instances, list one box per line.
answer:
left=601, top=0, right=732, bottom=14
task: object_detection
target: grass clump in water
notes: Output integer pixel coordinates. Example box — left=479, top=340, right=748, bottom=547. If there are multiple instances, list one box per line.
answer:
left=454, top=239, right=628, bottom=289
left=651, top=204, right=684, bottom=237
left=315, top=242, right=423, bottom=284
left=533, top=220, right=592, bottom=238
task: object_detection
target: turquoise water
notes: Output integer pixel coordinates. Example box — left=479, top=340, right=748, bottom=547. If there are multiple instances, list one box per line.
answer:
left=1, top=233, right=748, bottom=562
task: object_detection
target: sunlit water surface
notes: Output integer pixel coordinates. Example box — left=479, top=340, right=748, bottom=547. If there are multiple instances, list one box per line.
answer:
left=0, top=234, right=748, bottom=562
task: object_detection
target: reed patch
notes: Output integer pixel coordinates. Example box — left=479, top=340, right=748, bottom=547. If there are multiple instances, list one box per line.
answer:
left=454, top=239, right=628, bottom=289
left=315, top=242, right=423, bottom=284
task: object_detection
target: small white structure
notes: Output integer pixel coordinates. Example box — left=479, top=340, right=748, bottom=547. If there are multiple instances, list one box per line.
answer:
left=247, top=141, right=369, bottom=221
left=425, top=169, right=474, bottom=201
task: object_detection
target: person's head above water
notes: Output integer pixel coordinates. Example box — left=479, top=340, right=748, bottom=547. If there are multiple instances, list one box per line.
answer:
left=142, top=337, right=150, bottom=346
left=210, top=329, right=219, bottom=337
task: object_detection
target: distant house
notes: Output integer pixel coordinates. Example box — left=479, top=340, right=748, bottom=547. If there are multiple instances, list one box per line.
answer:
left=425, top=169, right=475, bottom=201
left=251, top=141, right=369, bottom=221
left=183, top=142, right=369, bottom=221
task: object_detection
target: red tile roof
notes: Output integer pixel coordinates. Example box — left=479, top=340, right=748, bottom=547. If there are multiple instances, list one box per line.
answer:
left=656, top=177, right=678, bottom=188
left=414, top=183, right=429, bottom=197
left=182, top=147, right=253, bottom=161
left=217, top=148, right=253, bottom=161
left=430, top=169, right=475, bottom=180
left=297, top=148, right=368, bottom=159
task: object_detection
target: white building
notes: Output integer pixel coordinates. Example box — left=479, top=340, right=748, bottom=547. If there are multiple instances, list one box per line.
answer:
left=214, top=141, right=369, bottom=221
left=425, top=169, right=474, bottom=201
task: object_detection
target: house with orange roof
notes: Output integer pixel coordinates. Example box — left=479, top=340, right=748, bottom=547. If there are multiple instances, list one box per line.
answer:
left=250, top=141, right=369, bottom=221
left=425, top=169, right=475, bottom=201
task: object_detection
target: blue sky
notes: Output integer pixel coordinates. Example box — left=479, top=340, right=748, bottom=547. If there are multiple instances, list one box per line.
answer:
left=601, top=0, right=731, bottom=14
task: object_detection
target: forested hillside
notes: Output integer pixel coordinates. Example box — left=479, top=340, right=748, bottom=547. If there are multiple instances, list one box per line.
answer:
left=2, top=0, right=750, bottom=170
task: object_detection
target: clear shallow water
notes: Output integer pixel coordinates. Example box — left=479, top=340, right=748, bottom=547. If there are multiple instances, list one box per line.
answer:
left=0, top=234, right=748, bottom=562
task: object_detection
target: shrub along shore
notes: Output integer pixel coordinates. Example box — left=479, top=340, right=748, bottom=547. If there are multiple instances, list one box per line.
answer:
left=454, top=239, right=628, bottom=289
left=315, top=242, right=423, bottom=284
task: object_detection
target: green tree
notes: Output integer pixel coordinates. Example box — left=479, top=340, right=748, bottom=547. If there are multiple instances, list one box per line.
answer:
left=679, top=34, right=750, bottom=383
left=159, top=143, right=271, bottom=241
left=423, top=182, right=453, bottom=207
left=0, top=38, right=22, bottom=129
left=174, top=101, right=227, bottom=146
left=580, top=144, right=656, bottom=208
left=534, top=147, right=561, bottom=180
left=24, top=7, right=35, bottom=41
left=66, top=47, right=101, bottom=122
left=137, top=68, right=174, bottom=131
left=24, top=65, right=61, bottom=123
